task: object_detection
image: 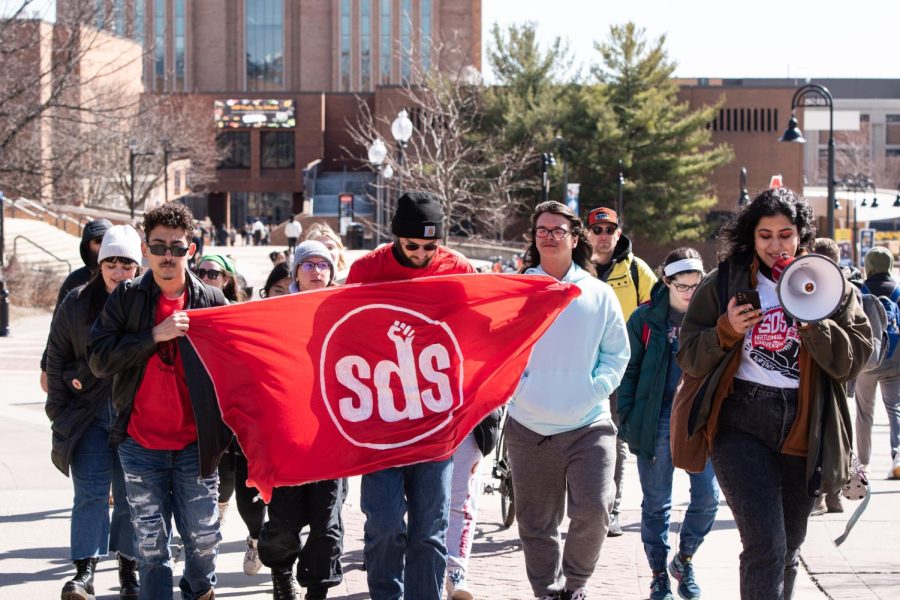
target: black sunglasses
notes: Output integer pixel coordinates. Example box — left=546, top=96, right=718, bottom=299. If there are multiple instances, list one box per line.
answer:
left=147, top=244, right=189, bottom=257
left=403, top=241, right=439, bottom=252
left=195, top=268, right=223, bottom=280
left=590, top=224, right=618, bottom=236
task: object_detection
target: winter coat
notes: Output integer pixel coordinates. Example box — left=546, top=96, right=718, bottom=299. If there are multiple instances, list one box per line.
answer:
left=676, top=254, right=872, bottom=496
left=594, top=234, right=657, bottom=320
left=40, top=219, right=113, bottom=371
left=87, top=271, right=230, bottom=478
left=617, top=281, right=676, bottom=460
left=45, top=282, right=109, bottom=475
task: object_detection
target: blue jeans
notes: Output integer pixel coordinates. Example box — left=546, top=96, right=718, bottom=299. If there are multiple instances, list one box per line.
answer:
left=70, top=401, right=135, bottom=560
left=711, top=380, right=814, bottom=600
left=636, top=401, right=719, bottom=572
left=361, top=459, right=452, bottom=600
left=118, top=438, right=220, bottom=600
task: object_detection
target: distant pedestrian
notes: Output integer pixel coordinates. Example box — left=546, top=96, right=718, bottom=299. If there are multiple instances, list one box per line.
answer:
left=509, top=201, right=629, bottom=600
left=252, top=218, right=266, bottom=246
left=284, top=216, right=303, bottom=254
left=88, top=203, right=228, bottom=600
left=676, top=187, right=871, bottom=599
left=618, top=247, right=719, bottom=600
left=46, top=225, right=142, bottom=600
left=346, top=191, right=475, bottom=600
left=259, top=240, right=345, bottom=600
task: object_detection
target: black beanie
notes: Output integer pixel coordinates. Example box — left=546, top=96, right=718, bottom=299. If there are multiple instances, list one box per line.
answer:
left=391, top=191, right=444, bottom=239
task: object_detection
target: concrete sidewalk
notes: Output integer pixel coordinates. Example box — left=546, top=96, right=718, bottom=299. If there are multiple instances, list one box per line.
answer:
left=1, top=308, right=898, bottom=599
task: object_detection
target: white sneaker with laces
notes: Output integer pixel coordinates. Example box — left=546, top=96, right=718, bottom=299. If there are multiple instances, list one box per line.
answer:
left=243, top=536, right=262, bottom=576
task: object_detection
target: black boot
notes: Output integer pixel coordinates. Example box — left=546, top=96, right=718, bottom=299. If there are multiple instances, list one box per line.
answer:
left=271, top=567, right=299, bottom=600
left=61, top=557, right=98, bottom=600
left=117, top=554, right=140, bottom=599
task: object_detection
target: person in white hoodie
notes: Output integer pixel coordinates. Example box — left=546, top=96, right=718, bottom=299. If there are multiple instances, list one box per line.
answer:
left=508, top=200, right=630, bottom=600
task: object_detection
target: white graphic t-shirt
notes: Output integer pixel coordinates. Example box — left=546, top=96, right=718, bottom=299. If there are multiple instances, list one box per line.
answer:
left=734, top=273, right=801, bottom=388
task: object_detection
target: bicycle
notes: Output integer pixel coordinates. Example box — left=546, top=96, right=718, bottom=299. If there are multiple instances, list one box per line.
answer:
left=484, top=411, right=515, bottom=528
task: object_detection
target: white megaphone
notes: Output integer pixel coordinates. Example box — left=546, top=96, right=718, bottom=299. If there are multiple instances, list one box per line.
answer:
left=774, top=253, right=846, bottom=323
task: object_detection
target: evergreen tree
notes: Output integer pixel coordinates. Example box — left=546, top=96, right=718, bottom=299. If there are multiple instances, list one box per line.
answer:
left=584, top=23, right=733, bottom=242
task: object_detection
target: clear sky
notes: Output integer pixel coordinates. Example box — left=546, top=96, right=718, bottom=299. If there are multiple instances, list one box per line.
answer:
left=482, top=0, right=899, bottom=81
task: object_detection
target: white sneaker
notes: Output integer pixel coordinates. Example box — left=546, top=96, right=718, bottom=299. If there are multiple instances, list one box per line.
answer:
left=217, top=501, right=230, bottom=526
left=567, top=588, right=588, bottom=600
left=243, top=536, right=262, bottom=576
left=891, top=454, right=900, bottom=480
left=447, top=568, right=473, bottom=600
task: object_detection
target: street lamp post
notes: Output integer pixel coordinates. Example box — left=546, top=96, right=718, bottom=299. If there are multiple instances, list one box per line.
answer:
left=0, top=190, right=8, bottom=336
left=738, top=166, right=751, bottom=207
left=390, top=109, right=413, bottom=220
left=368, top=138, right=388, bottom=245
left=162, top=138, right=171, bottom=204
left=779, top=83, right=836, bottom=238
left=554, top=136, right=568, bottom=201
left=127, top=140, right=154, bottom=221
left=540, top=152, right=555, bottom=202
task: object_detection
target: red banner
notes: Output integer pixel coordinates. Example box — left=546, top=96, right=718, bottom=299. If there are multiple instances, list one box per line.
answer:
left=185, top=274, right=579, bottom=501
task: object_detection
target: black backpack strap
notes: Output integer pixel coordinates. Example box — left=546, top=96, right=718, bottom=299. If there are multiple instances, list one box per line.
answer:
left=716, top=259, right=730, bottom=316
left=630, top=258, right=640, bottom=304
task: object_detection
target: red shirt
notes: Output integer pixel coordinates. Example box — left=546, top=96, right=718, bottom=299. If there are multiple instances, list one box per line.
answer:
left=128, top=291, right=197, bottom=450
left=346, top=244, right=475, bottom=284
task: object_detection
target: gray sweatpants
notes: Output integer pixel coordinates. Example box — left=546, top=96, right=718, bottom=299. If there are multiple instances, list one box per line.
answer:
left=506, top=417, right=617, bottom=597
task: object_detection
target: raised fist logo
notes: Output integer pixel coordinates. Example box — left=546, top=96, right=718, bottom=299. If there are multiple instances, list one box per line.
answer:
left=321, top=305, right=464, bottom=449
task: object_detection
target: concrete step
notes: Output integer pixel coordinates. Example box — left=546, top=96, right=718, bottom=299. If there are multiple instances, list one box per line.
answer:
left=3, top=217, right=84, bottom=276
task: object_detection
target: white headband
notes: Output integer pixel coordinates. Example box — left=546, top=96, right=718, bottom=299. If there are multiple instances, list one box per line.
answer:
left=664, top=258, right=704, bottom=277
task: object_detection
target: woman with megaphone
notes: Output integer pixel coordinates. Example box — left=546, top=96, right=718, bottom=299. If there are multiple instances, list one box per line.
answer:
left=674, top=187, right=872, bottom=600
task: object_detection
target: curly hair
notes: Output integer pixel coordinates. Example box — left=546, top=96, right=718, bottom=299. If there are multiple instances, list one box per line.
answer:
left=142, top=203, right=195, bottom=240
left=718, top=187, right=816, bottom=261
left=520, top=201, right=595, bottom=276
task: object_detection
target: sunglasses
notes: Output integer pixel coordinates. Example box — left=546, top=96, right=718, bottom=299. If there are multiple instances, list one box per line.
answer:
left=147, top=244, right=189, bottom=257
left=300, top=261, right=331, bottom=273
left=195, top=268, right=223, bottom=280
left=101, top=257, right=137, bottom=267
left=590, top=225, right=618, bottom=236
left=403, top=241, right=439, bottom=252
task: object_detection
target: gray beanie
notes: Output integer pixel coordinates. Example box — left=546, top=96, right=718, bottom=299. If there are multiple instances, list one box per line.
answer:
left=865, top=246, right=894, bottom=276
left=290, top=240, right=335, bottom=290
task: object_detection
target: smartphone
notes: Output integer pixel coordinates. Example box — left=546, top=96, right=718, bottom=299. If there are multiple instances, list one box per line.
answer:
left=734, top=289, right=761, bottom=312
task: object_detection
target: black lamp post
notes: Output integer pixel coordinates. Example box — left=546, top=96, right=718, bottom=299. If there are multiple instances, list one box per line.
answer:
left=0, top=190, right=8, bottom=336
left=554, top=136, right=568, bottom=202
left=390, top=109, right=413, bottom=219
left=540, top=152, right=555, bottom=202
left=616, top=160, right=625, bottom=227
left=128, top=140, right=154, bottom=221
left=780, top=83, right=836, bottom=238
left=738, top=166, right=751, bottom=207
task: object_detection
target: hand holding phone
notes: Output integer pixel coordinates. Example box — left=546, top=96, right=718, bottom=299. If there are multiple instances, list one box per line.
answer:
left=734, top=289, right=761, bottom=313
left=728, top=290, right=764, bottom=334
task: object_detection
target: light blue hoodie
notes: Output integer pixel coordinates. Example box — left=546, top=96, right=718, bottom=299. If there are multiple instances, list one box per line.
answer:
left=508, top=262, right=630, bottom=435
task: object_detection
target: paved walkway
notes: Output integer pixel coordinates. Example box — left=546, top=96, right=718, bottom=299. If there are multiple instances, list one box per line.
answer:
left=1, top=294, right=898, bottom=598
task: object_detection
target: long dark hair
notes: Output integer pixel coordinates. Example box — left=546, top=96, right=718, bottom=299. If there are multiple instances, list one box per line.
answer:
left=520, top=201, right=596, bottom=276
left=718, top=187, right=816, bottom=261
left=83, top=261, right=143, bottom=319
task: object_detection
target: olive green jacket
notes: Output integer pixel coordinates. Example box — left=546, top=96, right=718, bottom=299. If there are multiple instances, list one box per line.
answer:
left=676, top=254, right=872, bottom=495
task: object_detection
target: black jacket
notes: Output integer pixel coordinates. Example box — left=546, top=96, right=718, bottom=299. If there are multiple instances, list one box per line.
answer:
left=88, top=270, right=231, bottom=478
left=41, top=219, right=113, bottom=371
left=45, top=281, right=110, bottom=475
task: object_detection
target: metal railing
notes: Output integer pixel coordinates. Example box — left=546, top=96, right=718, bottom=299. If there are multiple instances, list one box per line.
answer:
left=12, top=235, right=73, bottom=273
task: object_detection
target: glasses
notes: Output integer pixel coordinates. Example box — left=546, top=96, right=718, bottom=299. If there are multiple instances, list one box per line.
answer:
left=300, top=261, right=331, bottom=273
left=195, top=268, right=223, bottom=280
left=590, top=225, right=618, bottom=236
left=403, top=241, right=439, bottom=252
left=101, top=257, right=137, bottom=267
left=671, top=283, right=700, bottom=293
left=147, top=244, right=189, bottom=257
left=534, top=227, right=571, bottom=240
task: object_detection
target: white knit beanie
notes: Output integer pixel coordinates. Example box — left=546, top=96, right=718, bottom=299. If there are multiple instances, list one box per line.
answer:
left=98, top=225, right=143, bottom=264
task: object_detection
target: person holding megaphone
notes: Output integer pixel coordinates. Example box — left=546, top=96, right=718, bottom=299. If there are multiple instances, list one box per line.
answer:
left=674, top=187, right=872, bottom=600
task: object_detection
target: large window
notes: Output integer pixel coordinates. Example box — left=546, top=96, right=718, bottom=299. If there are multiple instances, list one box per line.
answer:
left=154, top=0, right=165, bottom=92
left=175, top=0, right=185, bottom=91
left=114, top=0, right=126, bottom=35
left=246, top=0, right=284, bottom=91
left=261, top=132, right=295, bottom=169
left=379, top=0, right=392, bottom=84
left=133, top=0, right=145, bottom=44
left=420, top=0, right=431, bottom=72
left=217, top=132, right=251, bottom=169
left=400, top=0, right=412, bottom=81
left=361, top=0, right=372, bottom=90
left=340, top=0, right=351, bottom=91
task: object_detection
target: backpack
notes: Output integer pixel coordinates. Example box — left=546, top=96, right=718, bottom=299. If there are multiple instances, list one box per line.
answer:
left=860, top=283, right=900, bottom=366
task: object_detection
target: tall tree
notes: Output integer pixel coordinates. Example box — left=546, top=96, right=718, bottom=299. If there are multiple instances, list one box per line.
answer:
left=585, top=23, right=733, bottom=242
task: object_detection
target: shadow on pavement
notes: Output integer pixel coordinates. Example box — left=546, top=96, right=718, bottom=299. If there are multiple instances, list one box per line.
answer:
left=0, top=507, right=69, bottom=524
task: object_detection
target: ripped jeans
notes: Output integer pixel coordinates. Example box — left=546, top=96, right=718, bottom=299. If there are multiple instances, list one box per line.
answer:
left=118, top=438, right=220, bottom=600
